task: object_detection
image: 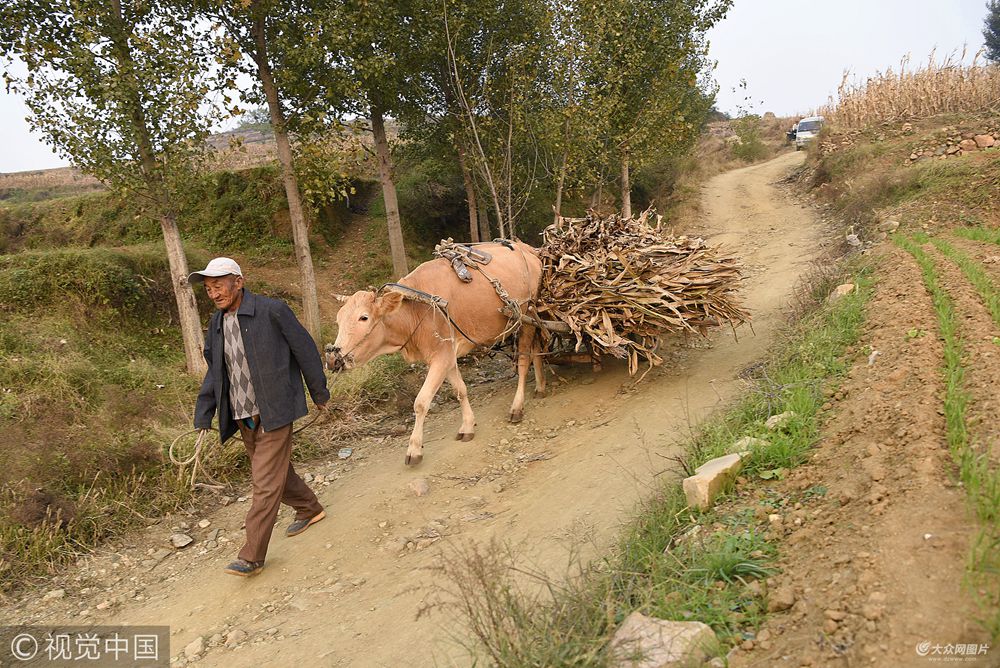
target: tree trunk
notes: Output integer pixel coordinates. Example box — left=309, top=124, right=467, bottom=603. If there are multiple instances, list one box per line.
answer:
left=108, top=0, right=205, bottom=375
left=250, top=7, right=322, bottom=346
left=554, top=148, right=568, bottom=224
left=456, top=142, right=479, bottom=242
left=621, top=146, right=632, bottom=219
left=477, top=198, right=491, bottom=241
left=370, top=100, right=409, bottom=278
left=160, top=213, right=207, bottom=376
left=442, top=74, right=479, bottom=243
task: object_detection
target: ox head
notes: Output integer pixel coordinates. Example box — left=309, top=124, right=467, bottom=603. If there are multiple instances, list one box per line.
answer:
left=326, top=289, right=405, bottom=371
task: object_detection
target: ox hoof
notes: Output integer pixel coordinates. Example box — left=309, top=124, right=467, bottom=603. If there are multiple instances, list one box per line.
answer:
left=509, top=411, right=523, bottom=424
left=534, top=389, right=547, bottom=399
left=405, top=453, right=423, bottom=466
left=455, top=432, right=475, bottom=442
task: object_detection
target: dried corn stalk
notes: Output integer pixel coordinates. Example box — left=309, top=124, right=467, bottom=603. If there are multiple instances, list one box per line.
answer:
left=535, top=208, right=749, bottom=376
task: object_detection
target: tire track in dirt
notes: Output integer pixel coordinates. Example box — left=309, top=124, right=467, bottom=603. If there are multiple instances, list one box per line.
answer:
left=8, top=152, right=826, bottom=667
left=729, top=244, right=992, bottom=668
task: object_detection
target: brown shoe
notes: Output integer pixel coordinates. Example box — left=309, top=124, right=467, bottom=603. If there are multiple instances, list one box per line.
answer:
left=286, top=510, right=326, bottom=537
left=224, top=558, right=264, bottom=577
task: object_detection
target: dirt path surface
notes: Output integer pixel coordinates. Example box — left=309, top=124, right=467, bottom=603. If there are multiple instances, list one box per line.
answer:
left=7, top=151, right=824, bottom=667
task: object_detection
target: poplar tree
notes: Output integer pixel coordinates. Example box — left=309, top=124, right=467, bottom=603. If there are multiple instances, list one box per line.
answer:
left=193, top=0, right=324, bottom=344
left=1, top=0, right=221, bottom=375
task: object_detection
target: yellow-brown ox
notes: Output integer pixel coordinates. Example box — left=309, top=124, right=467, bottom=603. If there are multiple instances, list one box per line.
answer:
left=326, top=241, right=545, bottom=465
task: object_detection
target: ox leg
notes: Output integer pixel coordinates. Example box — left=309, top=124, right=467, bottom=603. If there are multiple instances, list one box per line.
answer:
left=532, top=333, right=547, bottom=398
left=447, top=365, right=476, bottom=442
left=532, top=354, right=547, bottom=398
left=509, top=326, right=535, bottom=423
left=406, top=357, right=450, bottom=466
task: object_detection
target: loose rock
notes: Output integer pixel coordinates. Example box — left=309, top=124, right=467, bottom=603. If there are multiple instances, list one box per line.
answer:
left=184, top=636, right=204, bottom=659
left=974, top=134, right=995, bottom=149
left=170, top=534, right=194, bottom=549
left=408, top=478, right=430, bottom=497
left=682, top=453, right=745, bottom=510
left=861, top=604, right=883, bottom=620
left=828, top=283, right=855, bottom=302
left=765, top=411, right=796, bottom=431
left=609, top=611, right=717, bottom=668
left=225, top=630, right=247, bottom=647
left=767, top=585, right=796, bottom=612
left=729, top=436, right=767, bottom=455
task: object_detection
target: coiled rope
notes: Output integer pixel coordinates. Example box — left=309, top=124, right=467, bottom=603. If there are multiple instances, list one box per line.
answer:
left=168, top=410, right=326, bottom=490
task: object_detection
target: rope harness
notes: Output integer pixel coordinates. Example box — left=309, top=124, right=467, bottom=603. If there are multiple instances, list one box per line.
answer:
left=432, top=239, right=525, bottom=342
left=380, top=282, right=485, bottom=348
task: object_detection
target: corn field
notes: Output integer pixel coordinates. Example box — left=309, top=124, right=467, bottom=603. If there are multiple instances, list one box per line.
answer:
left=821, top=49, right=1000, bottom=129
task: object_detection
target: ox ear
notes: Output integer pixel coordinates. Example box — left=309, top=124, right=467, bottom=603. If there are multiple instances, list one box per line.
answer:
left=377, top=290, right=405, bottom=316
left=333, top=294, right=350, bottom=303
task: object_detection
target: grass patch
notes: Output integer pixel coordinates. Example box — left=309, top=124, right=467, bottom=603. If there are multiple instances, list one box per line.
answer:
left=0, top=295, right=206, bottom=589
left=431, top=261, right=874, bottom=664
left=895, top=233, right=1000, bottom=636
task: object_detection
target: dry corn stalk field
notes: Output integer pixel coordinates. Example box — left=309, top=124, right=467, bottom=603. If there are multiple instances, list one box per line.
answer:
left=822, top=49, right=1000, bottom=129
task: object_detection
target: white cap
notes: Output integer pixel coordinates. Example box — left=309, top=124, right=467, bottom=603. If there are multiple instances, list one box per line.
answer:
left=188, top=257, right=243, bottom=284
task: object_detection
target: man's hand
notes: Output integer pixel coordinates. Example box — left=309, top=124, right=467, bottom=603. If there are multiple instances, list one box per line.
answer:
left=316, top=402, right=328, bottom=413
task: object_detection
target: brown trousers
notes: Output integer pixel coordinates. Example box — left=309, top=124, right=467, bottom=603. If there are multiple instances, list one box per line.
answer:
left=237, top=419, right=323, bottom=563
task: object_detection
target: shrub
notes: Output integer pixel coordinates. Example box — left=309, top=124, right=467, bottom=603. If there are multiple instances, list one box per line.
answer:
left=0, top=246, right=182, bottom=314
left=730, top=115, right=770, bottom=162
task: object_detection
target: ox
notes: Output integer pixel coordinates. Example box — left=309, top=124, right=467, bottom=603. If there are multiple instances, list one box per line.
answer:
left=327, top=241, right=545, bottom=465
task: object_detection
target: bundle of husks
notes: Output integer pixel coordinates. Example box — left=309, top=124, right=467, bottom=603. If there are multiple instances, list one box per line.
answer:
left=534, top=208, right=749, bottom=376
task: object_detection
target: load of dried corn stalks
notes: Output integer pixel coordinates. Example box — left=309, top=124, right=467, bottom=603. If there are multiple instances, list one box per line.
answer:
left=534, top=208, right=749, bottom=376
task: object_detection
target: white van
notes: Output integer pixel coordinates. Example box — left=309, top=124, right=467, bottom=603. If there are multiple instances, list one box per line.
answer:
left=795, top=116, right=824, bottom=150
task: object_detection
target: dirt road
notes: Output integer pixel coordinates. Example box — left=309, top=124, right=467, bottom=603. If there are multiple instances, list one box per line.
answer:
left=10, top=151, right=823, bottom=666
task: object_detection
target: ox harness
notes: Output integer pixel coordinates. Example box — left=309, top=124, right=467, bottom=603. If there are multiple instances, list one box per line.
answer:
left=379, top=282, right=486, bottom=348
left=328, top=240, right=534, bottom=370
left=430, top=238, right=525, bottom=341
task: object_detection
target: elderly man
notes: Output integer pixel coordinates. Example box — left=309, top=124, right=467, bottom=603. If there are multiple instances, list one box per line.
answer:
left=190, top=257, right=329, bottom=577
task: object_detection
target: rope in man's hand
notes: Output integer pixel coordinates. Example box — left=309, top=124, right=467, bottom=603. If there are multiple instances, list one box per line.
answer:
left=168, top=409, right=330, bottom=491
left=168, top=428, right=224, bottom=491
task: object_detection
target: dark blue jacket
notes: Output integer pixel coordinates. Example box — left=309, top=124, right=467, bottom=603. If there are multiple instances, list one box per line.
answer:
left=194, top=289, right=330, bottom=443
